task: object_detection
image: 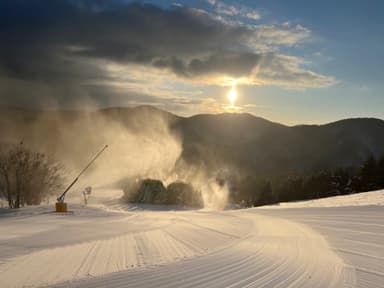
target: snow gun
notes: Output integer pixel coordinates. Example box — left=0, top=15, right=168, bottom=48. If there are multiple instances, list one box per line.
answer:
left=55, top=144, right=108, bottom=212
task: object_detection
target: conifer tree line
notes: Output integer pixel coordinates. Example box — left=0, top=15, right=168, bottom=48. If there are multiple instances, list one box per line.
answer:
left=232, top=155, right=384, bottom=207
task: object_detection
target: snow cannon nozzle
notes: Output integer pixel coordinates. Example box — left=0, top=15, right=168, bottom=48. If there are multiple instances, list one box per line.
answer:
left=55, top=144, right=108, bottom=213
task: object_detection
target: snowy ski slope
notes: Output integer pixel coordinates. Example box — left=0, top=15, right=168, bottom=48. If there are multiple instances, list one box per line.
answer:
left=0, top=190, right=382, bottom=288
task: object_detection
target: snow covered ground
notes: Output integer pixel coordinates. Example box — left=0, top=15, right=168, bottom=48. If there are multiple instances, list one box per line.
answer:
left=0, top=190, right=383, bottom=287
left=264, top=190, right=384, bottom=208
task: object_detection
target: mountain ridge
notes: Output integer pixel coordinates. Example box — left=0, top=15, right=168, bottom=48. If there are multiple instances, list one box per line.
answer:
left=1, top=105, right=383, bottom=127
left=1, top=105, right=384, bottom=176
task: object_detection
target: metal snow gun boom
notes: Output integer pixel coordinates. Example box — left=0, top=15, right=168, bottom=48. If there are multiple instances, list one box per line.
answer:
left=55, top=145, right=108, bottom=212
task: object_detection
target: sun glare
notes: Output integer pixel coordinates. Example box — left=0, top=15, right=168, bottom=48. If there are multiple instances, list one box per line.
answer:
left=228, top=86, right=237, bottom=106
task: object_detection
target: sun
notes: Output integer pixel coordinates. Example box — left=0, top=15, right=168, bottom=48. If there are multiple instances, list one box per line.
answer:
left=228, top=86, right=237, bottom=106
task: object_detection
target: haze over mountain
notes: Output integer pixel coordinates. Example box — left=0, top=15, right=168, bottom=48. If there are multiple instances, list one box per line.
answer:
left=179, top=113, right=384, bottom=174
left=1, top=106, right=384, bottom=182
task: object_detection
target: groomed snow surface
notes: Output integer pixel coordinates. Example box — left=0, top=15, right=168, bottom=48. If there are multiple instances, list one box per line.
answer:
left=0, top=190, right=383, bottom=288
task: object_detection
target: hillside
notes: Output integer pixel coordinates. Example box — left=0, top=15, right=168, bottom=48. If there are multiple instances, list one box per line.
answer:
left=1, top=106, right=384, bottom=179
left=177, top=113, right=384, bottom=175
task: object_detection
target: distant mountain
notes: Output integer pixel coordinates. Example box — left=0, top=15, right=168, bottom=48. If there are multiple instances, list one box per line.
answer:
left=1, top=106, right=384, bottom=177
left=177, top=114, right=384, bottom=175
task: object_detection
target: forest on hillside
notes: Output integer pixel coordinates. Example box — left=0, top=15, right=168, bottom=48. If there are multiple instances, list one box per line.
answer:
left=122, top=154, right=384, bottom=208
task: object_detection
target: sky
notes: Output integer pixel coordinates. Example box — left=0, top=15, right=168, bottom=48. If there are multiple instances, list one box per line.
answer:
left=0, top=0, right=383, bottom=125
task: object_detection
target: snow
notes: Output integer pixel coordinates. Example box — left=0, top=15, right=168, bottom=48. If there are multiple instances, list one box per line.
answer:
left=0, top=189, right=383, bottom=287
left=263, top=190, right=384, bottom=208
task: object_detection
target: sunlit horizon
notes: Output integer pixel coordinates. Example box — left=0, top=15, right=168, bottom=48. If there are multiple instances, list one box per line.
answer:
left=0, top=0, right=382, bottom=124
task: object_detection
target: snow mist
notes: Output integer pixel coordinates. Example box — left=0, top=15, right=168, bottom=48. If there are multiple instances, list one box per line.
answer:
left=59, top=111, right=183, bottom=191
left=0, top=107, right=232, bottom=209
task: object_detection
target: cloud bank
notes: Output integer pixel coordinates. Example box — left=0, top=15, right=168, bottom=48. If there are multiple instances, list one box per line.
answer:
left=0, top=0, right=335, bottom=110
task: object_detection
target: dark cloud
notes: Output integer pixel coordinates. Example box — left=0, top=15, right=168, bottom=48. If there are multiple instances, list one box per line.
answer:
left=0, top=1, right=255, bottom=80
left=153, top=52, right=261, bottom=78
left=0, top=0, right=334, bottom=109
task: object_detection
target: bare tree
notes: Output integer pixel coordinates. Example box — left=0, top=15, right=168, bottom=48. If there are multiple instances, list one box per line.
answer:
left=0, top=149, right=13, bottom=207
left=0, top=143, right=65, bottom=208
